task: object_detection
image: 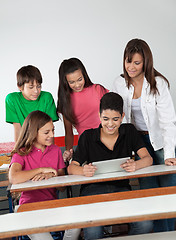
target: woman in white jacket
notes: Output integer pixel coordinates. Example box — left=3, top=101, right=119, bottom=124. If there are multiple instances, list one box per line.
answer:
left=113, top=38, right=176, bottom=232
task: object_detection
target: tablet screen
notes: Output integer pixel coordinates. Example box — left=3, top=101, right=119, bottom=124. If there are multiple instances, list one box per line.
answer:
left=92, top=157, right=130, bottom=175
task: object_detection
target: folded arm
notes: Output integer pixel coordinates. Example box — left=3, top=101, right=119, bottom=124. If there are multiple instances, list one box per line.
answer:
left=9, top=162, right=58, bottom=184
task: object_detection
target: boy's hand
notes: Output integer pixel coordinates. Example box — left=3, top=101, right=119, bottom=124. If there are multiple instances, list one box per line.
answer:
left=121, top=159, right=136, bottom=172
left=165, top=158, right=176, bottom=166
left=41, top=167, right=57, bottom=176
left=63, top=149, right=73, bottom=162
left=83, top=163, right=97, bottom=177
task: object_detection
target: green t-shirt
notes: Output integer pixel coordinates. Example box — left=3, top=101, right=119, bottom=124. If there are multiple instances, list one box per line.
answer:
left=5, top=91, right=59, bottom=126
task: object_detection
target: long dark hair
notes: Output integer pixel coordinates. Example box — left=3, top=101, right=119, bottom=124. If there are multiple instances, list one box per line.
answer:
left=57, top=58, right=93, bottom=124
left=11, top=111, right=52, bottom=156
left=122, top=39, right=169, bottom=94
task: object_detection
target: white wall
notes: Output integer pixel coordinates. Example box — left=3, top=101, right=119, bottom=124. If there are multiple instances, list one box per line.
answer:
left=1, top=0, right=176, bottom=142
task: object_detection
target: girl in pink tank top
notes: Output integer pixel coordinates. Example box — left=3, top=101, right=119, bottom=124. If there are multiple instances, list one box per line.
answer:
left=57, top=58, right=108, bottom=162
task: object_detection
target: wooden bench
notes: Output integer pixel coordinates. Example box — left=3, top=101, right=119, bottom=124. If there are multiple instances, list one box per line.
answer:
left=0, top=186, right=176, bottom=239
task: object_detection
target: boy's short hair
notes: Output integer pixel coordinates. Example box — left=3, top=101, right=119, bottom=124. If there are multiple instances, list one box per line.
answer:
left=17, top=65, right=42, bottom=87
left=100, top=92, right=123, bottom=115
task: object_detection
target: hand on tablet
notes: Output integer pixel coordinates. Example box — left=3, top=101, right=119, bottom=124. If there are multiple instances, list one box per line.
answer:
left=121, top=159, right=136, bottom=172
left=165, top=158, right=176, bottom=166
left=83, top=163, right=97, bottom=177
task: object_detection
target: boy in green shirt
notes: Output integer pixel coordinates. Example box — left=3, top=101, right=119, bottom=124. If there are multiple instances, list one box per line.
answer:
left=6, top=65, right=59, bottom=142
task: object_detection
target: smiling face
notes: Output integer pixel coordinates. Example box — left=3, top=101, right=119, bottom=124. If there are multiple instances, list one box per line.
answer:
left=19, top=80, right=41, bottom=100
left=34, top=120, right=54, bottom=151
left=66, top=69, right=85, bottom=92
left=100, top=109, right=124, bottom=136
left=125, top=53, right=144, bottom=81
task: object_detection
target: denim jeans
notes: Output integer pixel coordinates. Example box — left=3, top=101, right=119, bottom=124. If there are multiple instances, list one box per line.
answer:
left=137, top=134, right=176, bottom=232
left=80, top=183, right=153, bottom=240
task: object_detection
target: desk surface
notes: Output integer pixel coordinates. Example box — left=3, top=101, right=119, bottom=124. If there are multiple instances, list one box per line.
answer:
left=10, top=164, right=176, bottom=192
left=0, top=193, right=176, bottom=238
left=17, top=186, right=176, bottom=212
left=0, top=155, right=10, bottom=173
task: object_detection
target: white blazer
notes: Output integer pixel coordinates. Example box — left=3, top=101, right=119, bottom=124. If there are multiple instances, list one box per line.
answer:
left=112, top=75, right=176, bottom=160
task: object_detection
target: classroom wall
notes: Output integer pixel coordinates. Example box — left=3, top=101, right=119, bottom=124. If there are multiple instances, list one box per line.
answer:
left=1, top=0, right=176, bottom=142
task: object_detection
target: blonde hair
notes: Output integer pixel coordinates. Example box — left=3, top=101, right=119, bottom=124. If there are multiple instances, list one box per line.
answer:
left=11, top=111, right=52, bottom=156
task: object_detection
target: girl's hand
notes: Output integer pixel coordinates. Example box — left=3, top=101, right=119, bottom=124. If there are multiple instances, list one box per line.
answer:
left=83, top=163, right=97, bottom=177
left=32, top=172, right=55, bottom=181
left=63, top=149, right=73, bottom=162
left=121, top=159, right=136, bottom=172
left=165, top=158, right=176, bottom=166
left=40, top=167, right=57, bottom=176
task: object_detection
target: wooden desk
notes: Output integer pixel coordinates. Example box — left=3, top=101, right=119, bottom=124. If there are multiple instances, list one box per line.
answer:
left=10, top=164, right=176, bottom=193
left=17, top=186, right=176, bottom=212
left=0, top=187, right=176, bottom=239
left=0, top=155, right=10, bottom=173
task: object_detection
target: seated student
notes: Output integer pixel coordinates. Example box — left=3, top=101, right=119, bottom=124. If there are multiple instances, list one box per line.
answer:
left=9, top=111, right=65, bottom=240
left=68, top=92, right=153, bottom=240
left=5, top=65, right=59, bottom=142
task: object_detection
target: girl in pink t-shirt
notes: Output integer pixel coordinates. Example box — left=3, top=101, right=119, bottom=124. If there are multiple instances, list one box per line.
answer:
left=9, top=110, right=66, bottom=240
left=57, top=57, right=108, bottom=161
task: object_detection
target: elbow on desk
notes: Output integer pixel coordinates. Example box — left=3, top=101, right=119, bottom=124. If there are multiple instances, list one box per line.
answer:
left=8, top=170, right=18, bottom=184
left=144, top=156, right=153, bottom=168
left=8, top=173, right=25, bottom=185
left=8, top=176, right=19, bottom=185
left=149, top=156, right=153, bottom=166
left=67, top=163, right=81, bottom=175
left=67, top=165, right=72, bottom=175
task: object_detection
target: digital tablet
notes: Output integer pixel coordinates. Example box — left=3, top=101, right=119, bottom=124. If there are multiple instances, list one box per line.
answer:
left=92, top=157, right=130, bottom=175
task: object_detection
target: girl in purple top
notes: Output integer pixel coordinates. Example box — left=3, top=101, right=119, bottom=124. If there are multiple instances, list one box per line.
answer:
left=9, top=110, right=65, bottom=240
left=57, top=58, right=108, bottom=161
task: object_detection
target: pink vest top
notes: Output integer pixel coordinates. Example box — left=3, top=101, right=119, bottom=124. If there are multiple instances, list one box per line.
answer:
left=71, top=84, right=108, bottom=136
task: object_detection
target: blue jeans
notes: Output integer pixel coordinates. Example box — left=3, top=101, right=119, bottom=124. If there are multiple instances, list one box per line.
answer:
left=80, top=183, right=153, bottom=240
left=137, top=134, right=176, bottom=232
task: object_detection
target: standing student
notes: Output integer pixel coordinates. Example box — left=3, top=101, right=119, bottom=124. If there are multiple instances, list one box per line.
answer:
left=68, top=92, right=153, bottom=240
left=57, top=57, right=108, bottom=161
left=112, top=38, right=176, bottom=231
left=9, top=111, right=65, bottom=240
left=6, top=65, right=58, bottom=142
